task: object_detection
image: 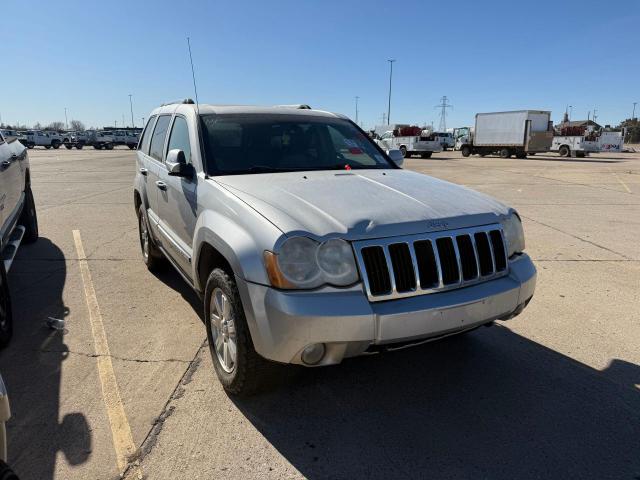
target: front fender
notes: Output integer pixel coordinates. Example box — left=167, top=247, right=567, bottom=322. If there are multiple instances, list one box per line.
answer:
left=192, top=209, right=275, bottom=291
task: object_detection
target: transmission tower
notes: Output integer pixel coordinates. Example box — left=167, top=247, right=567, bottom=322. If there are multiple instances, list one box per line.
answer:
left=435, top=96, right=453, bottom=132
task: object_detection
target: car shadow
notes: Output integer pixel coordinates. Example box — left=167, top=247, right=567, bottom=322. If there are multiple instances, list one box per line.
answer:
left=0, top=238, right=91, bottom=479
left=151, top=265, right=203, bottom=322
left=232, top=325, right=640, bottom=479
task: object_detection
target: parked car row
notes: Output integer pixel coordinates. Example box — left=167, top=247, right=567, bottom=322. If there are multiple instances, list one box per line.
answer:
left=0, top=129, right=139, bottom=150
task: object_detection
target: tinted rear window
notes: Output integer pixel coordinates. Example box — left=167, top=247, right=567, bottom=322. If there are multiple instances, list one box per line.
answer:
left=149, top=116, right=171, bottom=161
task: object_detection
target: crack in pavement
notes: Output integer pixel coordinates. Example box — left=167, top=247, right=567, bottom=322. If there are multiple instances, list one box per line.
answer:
left=36, top=348, right=193, bottom=364
left=521, top=214, right=632, bottom=260
left=122, top=340, right=207, bottom=478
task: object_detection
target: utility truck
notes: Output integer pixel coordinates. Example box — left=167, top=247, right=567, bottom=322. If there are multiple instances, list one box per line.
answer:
left=374, top=124, right=442, bottom=158
left=457, top=111, right=554, bottom=158
left=551, top=125, right=600, bottom=157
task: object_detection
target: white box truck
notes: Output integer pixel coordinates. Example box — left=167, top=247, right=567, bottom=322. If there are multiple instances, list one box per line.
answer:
left=458, top=110, right=554, bottom=158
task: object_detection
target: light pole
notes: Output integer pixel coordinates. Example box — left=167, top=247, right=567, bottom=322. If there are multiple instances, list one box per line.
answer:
left=569, top=105, right=573, bottom=121
left=129, top=94, right=135, bottom=127
left=387, top=59, right=395, bottom=125
left=141, top=117, right=145, bottom=127
left=64, top=108, right=68, bottom=130
left=355, top=96, right=359, bottom=124
left=633, top=102, right=637, bottom=121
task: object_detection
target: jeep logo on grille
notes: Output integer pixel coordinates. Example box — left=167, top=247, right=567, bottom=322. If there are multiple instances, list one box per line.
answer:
left=427, top=220, right=448, bottom=229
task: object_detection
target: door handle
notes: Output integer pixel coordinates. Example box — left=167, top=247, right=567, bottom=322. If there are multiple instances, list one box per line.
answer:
left=139, top=167, right=148, bottom=176
left=155, top=181, right=167, bottom=190
left=10, top=154, right=17, bottom=160
left=1, top=161, right=10, bottom=168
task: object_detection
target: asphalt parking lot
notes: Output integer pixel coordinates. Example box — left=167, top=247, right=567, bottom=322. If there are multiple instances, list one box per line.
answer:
left=1, top=146, right=639, bottom=479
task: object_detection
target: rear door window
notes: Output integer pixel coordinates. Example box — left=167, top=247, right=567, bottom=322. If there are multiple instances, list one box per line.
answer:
left=139, top=117, right=156, bottom=154
left=149, top=116, right=171, bottom=161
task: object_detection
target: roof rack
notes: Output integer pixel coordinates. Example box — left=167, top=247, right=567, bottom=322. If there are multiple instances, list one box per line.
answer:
left=160, top=98, right=195, bottom=106
left=274, top=104, right=312, bottom=110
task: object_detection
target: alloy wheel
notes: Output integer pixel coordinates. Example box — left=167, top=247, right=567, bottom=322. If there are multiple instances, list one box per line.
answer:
left=209, top=288, right=237, bottom=373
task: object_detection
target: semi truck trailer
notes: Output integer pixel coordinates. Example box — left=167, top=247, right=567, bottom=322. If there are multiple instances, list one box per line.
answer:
left=458, top=110, right=554, bottom=158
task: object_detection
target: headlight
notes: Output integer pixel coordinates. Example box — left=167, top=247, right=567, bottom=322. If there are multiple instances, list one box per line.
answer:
left=501, top=212, right=525, bottom=257
left=264, top=237, right=359, bottom=289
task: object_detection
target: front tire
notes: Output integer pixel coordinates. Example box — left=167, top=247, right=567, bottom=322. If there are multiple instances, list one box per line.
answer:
left=559, top=146, right=570, bottom=157
left=399, top=146, right=408, bottom=158
left=52, top=140, right=61, bottom=149
left=137, top=204, right=165, bottom=271
left=19, top=186, right=39, bottom=243
left=65, top=144, right=73, bottom=149
left=204, top=269, right=276, bottom=396
left=461, top=145, right=471, bottom=157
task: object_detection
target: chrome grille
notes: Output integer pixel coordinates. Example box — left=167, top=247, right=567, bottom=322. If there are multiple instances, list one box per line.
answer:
left=354, top=225, right=508, bottom=302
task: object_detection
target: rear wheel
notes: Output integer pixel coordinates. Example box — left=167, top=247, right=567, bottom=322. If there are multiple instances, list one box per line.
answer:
left=399, top=146, right=408, bottom=158
left=52, top=140, right=61, bottom=149
left=44, top=145, right=51, bottom=149
left=137, top=204, right=165, bottom=271
left=420, top=151, right=432, bottom=158
left=499, top=148, right=511, bottom=159
left=106, top=143, right=114, bottom=150
left=559, top=145, right=570, bottom=157
left=128, top=144, right=135, bottom=150
left=461, top=145, right=471, bottom=157
left=76, top=144, right=83, bottom=150
left=27, top=143, right=35, bottom=149
left=19, top=186, right=38, bottom=244
left=515, top=151, right=527, bottom=159
left=204, top=268, right=277, bottom=396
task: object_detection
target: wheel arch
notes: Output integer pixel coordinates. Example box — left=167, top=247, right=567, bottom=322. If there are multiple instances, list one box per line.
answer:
left=192, top=211, right=272, bottom=293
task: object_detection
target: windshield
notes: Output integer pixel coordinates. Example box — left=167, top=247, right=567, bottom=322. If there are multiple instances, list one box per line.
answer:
left=201, top=114, right=393, bottom=175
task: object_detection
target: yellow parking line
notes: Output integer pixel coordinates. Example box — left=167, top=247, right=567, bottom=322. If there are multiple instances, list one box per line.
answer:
left=73, top=230, right=140, bottom=475
left=612, top=171, right=631, bottom=193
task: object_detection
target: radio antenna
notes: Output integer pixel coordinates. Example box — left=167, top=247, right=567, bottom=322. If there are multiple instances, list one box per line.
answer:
left=187, top=37, right=200, bottom=116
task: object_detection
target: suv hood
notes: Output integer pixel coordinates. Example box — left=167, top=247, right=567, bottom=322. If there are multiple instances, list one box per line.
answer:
left=215, top=169, right=510, bottom=239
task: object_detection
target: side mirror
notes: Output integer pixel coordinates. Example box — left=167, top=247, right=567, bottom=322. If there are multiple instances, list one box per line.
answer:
left=166, top=149, right=193, bottom=178
left=387, top=149, right=404, bottom=168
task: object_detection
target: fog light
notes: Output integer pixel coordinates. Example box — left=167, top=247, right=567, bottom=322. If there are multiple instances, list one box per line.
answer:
left=301, top=343, right=326, bottom=365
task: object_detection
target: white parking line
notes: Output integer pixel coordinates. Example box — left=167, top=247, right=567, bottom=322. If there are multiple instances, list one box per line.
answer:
left=73, top=230, right=141, bottom=476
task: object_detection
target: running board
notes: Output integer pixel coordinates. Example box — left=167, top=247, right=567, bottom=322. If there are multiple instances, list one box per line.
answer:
left=2, top=225, right=25, bottom=273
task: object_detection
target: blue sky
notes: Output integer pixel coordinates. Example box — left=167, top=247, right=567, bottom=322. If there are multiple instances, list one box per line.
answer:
left=1, top=0, right=638, bottom=130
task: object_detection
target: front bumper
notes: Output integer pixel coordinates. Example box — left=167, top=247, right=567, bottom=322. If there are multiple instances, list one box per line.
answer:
left=237, top=253, right=536, bottom=365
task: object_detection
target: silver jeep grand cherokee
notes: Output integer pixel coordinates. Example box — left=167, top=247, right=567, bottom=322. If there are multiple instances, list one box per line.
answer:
left=133, top=101, right=536, bottom=395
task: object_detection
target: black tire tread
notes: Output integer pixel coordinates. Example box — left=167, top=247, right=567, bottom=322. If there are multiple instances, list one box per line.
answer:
left=20, top=186, right=38, bottom=244
left=137, top=204, right=165, bottom=271
left=205, top=268, right=279, bottom=396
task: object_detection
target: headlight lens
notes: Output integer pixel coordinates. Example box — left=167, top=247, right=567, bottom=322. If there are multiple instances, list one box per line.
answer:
left=501, top=212, right=525, bottom=257
left=277, top=237, right=321, bottom=287
left=265, top=237, right=359, bottom=289
left=316, top=239, right=359, bottom=285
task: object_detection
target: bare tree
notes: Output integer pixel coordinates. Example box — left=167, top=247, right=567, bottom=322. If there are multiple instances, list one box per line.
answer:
left=46, top=121, right=65, bottom=131
left=33, top=122, right=42, bottom=130
left=70, top=120, right=85, bottom=131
